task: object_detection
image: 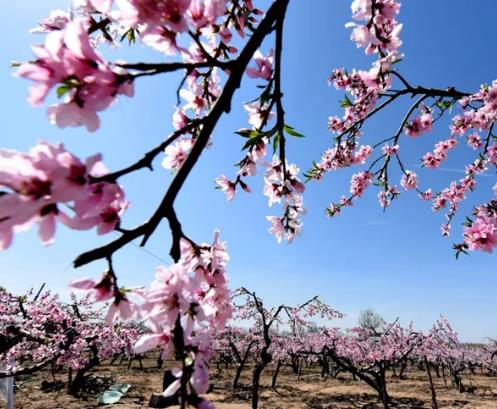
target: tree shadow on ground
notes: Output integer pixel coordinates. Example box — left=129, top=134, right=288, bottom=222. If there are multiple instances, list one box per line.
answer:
left=304, top=392, right=428, bottom=409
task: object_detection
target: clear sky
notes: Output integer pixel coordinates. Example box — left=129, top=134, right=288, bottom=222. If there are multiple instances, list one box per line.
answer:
left=1, top=1, right=496, bottom=342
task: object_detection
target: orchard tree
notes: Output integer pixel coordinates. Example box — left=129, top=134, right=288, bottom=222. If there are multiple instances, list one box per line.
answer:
left=232, top=287, right=341, bottom=409
left=358, top=308, right=383, bottom=332
left=1, top=0, right=497, bottom=407
left=0, top=287, right=139, bottom=394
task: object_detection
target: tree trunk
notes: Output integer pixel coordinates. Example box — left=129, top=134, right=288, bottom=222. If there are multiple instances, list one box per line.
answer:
left=271, top=360, right=282, bottom=389
left=442, top=364, right=447, bottom=387
left=376, top=367, right=390, bottom=409
left=233, top=342, right=254, bottom=391
left=68, top=368, right=86, bottom=395
left=399, top=358, right=408, bottom=379
left=233, top=363, right=244, bottom=390
left=297, top=358, right=303, bottom=381
left=251, top=349, right=271, bottom=409
left=424, top=356, right=438, bottom=409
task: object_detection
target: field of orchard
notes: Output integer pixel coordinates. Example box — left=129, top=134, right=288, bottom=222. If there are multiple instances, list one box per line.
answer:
left=2, top=0, right=497, bottom=408
left=2, top=287, right=497, bottom=409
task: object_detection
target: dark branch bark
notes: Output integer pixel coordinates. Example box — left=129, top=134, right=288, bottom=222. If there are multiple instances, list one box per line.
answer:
left=74, top=0, right=291, bottom=268
left=121, top=60, right=235, bottom=79
left=92, top=121, right=201, bottom=184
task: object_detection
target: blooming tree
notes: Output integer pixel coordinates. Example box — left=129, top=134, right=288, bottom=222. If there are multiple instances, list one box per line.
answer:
left=230, top=287, right=341, bottom=409
left=0, top=287, right=139, bottom=394
left=2, top=0, right=497, bottom=407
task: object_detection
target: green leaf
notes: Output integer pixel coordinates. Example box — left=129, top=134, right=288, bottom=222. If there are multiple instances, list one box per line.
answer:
left=272, top=133, right=281, bottom=152
left=284, top=124, right=305, bottom=138
left=120, top=28, right=136, bottom=45
left=340, top=95, right=353, bottom=108
left=127, top=28, right=136, bottom=44
left=260, top=87, right=271, bottom=106
left=241, top=139, right=256, bottom=150
left=235, top=129, right=254, bottom=138
left=56, top=85, right=70, bottom=98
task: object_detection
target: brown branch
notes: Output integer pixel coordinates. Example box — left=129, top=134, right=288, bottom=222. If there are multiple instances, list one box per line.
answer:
left=74, top=0, right=290, bottom=267
left=88, top=18, right=111, bottom=35
left=334, top=83, right=470, bottom=143
left=0, top=360, right=52, bottom=379
left=91, top=120, right=201, bottom=184
left=274, top=4, right=287, bottom=175
left=120, top=60, right=234, bottom=79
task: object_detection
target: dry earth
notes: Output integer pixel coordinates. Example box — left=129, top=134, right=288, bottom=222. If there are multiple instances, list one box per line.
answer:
left=3, top=358, right=497, bottom=409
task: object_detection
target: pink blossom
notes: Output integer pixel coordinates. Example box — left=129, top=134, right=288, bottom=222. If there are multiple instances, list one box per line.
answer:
left=244, top=101, right=274, bottom=129
left=464, top=219, right=497, bottom=253
left=215, top=175, right=236, bottom=201
left=141, top=26, right=182, bottom=55
left=353, top=145, right=373, bottom=164
left=400, top=171, right=418, bottom=191
left=116, top=0, right=192, bottom=32
left=381, top=144, right=399, bottom=156
left=0, top=142, right=127, bottom=249
left=29, top=9, right=71, bottom=34
left=378, top=190, right=389, bottom=208
left=350, top=171, right=374, bottom=197
left=467, top=133, right=483, bottom=149
left=162, top=138, right=194, bottom=170
left=266, top=216, right=285, bottom=243
left=405, top=113, right=432, bottom=137
left=70, top=275, right=114, bottom=302
left=75, top=0, right=114, bottom=14
left=441, top=223, right=451, bottom=237
left=47, top=102, right=100, bottom=132
left=348, top=0, right=402, bottom=56
left=134, top=331, right=171, bottom=354
left=420, top=189, right=432, bottom=201
left=17, top=19, right=134, bottom=131
left=422, top=152, right=440, bottom=169
left=172, top=108, right=190, bottom=130
left=246, top=49, right=273, bottom=81
left=105, top=294, right=136, bottom=323
left=188, top=0, right=227, bottom=28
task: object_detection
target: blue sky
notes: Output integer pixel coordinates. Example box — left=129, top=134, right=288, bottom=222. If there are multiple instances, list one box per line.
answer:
left=1, top=1, right=496, bottom=342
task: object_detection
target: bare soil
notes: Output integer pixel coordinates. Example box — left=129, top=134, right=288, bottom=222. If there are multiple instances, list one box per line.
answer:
left=3, top=358, right=497, bottom=409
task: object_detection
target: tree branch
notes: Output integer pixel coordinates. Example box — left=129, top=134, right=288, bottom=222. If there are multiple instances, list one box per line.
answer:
left=92, top=120, right=201, bottom=184
left=120, top=60, right=235, bottom=79
left=74, top=0, right=290, bottom=267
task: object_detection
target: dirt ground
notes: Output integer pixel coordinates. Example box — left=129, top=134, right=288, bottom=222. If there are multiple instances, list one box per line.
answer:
left=3, top=358, right=497, bottom=409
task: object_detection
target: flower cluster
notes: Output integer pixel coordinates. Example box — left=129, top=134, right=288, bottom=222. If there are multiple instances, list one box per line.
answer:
left=404, top=111, right=432, bottom=137
left=348, top=0, right=402, bottom=56
left=0, top=141, right=127, bottom=250
left=350, top=171, right=374, bottom=198
left=310, top=0, right=404, bottom=213
left=130, top=231, right=232, bottom=406
left=309, top=0, right=497, bottom=254
left=422, top=138, right=458, bottom=169
left=462, top=201, right=497, bottom=253
left=400, top=170, right=418, bottom=191
left=264, top=156, right=305, bottom=243
left=324, top=0, right=402, bottom=137
left=246, top=49, right=273, bottom=81
left=162, top=138, right=195, bottom=171
left=18, top=20, right=134, bottom=132
left=312, top=142, right=372, bottom=180
left=0, top=288, right=139, bottom=377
